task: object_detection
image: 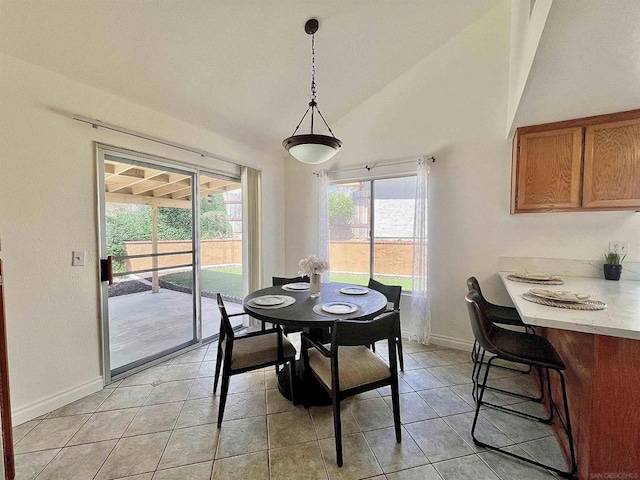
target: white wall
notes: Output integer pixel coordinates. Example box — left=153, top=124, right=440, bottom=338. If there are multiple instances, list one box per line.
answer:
left=0, top=53, right=285, bottom=423
left=284, top=0, right=640, bottom=348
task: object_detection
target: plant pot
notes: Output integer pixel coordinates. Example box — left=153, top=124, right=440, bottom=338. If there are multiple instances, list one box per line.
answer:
left=603, top=264, right=622, bottom=281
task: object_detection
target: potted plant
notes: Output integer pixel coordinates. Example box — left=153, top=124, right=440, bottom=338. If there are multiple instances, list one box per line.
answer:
left=603, top=252, right=626, bottom=281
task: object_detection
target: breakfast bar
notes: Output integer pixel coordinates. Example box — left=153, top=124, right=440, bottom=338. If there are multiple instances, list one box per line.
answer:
left=499, top=273, right=640, bottom=479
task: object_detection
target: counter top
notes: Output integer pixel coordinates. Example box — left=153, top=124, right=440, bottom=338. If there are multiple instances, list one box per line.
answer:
left=499, top=272, right=640, bottom=340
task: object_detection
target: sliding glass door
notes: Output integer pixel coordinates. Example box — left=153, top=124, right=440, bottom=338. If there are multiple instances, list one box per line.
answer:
left=99, top=149, right=199, bottom=379
left=199, top=173, right=244, bottom=342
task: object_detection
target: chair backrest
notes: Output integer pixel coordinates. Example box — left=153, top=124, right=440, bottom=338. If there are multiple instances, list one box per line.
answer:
left=331, top=311, right=398, bottom=348
left=465, top=290, right=496, bottom=353
left=466, top=276, right=483, bottom=296
left=272, top=275, right=310, bottom=286
left=216, top=293, right=235, bottom=343
left=367, top=278, right=401, bottom=310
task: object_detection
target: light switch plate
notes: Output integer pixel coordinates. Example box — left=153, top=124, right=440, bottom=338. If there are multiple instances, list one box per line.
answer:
left=72, top=251, right=86, bottom=266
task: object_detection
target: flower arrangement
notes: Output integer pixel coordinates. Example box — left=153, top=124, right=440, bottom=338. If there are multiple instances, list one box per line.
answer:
left=298, top=254, right=329, bottom=277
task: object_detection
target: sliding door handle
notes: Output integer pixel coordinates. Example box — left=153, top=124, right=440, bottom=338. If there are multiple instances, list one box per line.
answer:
left=100, top=256, right=113, bottom=285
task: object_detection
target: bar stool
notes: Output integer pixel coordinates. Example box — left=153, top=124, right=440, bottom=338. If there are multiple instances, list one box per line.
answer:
left=465, top=291, right=577, bottom=479
left=466, top=277, right=533, bottom=363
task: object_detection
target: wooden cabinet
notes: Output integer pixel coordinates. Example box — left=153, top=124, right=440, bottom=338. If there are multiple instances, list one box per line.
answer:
left=511, top=109, right=640, bottom=213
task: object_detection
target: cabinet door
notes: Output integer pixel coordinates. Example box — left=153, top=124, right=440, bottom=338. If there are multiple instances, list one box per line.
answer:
left=513, top=127, right=583, bottom=212
left=583, top=118, right=640, bottom=209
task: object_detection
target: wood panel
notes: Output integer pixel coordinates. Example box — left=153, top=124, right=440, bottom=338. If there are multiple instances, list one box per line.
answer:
left=514, top=127, right=583, bottom=212
left=583, top=118, right=640, bottom=209
left=543, top=327, right=640, bottom=479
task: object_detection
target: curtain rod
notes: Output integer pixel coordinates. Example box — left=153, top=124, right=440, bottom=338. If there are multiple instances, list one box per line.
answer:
left=72, top=114, right=261, bottom=171
left=313, top=155, right=435, bottom=176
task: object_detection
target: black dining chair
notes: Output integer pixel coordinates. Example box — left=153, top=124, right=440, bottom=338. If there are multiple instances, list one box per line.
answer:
left=271, top=275, right=310, bottom=335
left=301, top=312, right=401, bottom=467
left=214, top=293, right=297, bottom=427
left=367, top=278, right=404, bottom=370
left=465, top=291, right=577, bottom=478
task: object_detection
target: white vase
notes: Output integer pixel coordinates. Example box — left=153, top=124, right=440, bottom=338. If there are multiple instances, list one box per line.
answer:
left=310, top=273, right=321, bottom=298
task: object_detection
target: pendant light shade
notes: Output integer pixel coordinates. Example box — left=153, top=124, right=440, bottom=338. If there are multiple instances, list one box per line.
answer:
left=283, top=18, right=342, bottom=164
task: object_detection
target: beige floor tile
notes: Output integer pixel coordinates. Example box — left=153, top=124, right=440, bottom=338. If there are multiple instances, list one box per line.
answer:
left=434, top=454, right=500, bottom=480
left=36, top=440, right=117, bottom=480
left=145, top=380, right=194, bottom=405
left=170, top=348, right=207, bottom=364
left=124, top=402, right=184, bottom=437
left=266, top=387, right=298, bottom=414
left=269, top=441, right=328, bottom=480
left=158, top=423, right=219, bottom=469
left=14, top=448, right=60, bottom=480
left=404, top=418, right=474, bottom=463
left=15, top=415, right=91, bottom=453
left=376, top=376, right=414, bottom=396
left=216, top=416, right=267, bottom=459
left=227, top=371, right=266, bottom=394
left=176, top=397, right=220, bottom=429
left=480, top=407, right=553, bottom=443
left=433, top=348, right=474, bottom=366
left=478, top=444, right=558, bottom=480
left=309, top=404, right=361, bottom=440
left=417, top=387, right=474, bottom=416
left=161, top=363, right=201, bottom=382
left=12, top=420, right=41, bottom=444
left=267, top=409, right=316, bottom=449
left=46, top=389, right=115, bottom=418
left=442, top=412, right=513, bottom=452
left=152, top=461, right=213, bottom=480
left=400, top=369, right=446, bottom=391
left=319, top=432, right=383, bottom=480
left=364, top=426, right=428, bottom=473
left=383, top=391, right=438, bottom=424
left=385, top=464, right=442, bottom=480
left=519, top=435, right=570, bottom=472
left=349, top=396, right=395, bottom=431
left=212, top=451, right=269, bottom=480
left=188, top=376, right=215, bottom=400
left=113, top=474, right=154, bottom=480
left=428, top=365, right=473, bottom=386
left=68, top=408, right=138, bottom=445
left=119, top=366, right=169, bottom=387
left=97, top=386, right=154, bottom=412
left=197, top=360, right=217, bottom=377
left=410, top=351, right=453, bottom=368
left=95, top=431, right=171, bottom=480
left=217, top=390, right=266, bottom=422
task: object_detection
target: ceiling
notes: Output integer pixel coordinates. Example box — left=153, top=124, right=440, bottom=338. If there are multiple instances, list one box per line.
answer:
left=0, top=0, right=499, bottom=158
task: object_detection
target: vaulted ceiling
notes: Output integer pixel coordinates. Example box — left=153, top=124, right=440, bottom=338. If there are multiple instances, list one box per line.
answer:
left=0, top=0, right=499, bottom=158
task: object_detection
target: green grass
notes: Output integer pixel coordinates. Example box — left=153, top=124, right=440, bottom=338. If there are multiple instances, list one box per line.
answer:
left=329, top=272, right=412, bottom=292
left=163, top=267, right=412, bottom=299
left=162, top=267, right=243, bottom=299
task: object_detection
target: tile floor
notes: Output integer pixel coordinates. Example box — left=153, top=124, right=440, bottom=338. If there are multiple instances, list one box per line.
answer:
left=13, top=339, right=568, bottom=480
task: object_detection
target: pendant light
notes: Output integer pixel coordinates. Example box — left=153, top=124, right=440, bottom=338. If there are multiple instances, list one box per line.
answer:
left=283, top=18, right=342, bottom=164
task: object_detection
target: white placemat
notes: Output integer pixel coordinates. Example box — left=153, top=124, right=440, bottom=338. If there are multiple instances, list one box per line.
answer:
left=247, top=295, right=296, bottom=309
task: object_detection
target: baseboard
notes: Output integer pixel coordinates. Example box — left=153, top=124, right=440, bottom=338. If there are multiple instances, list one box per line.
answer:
left=428, top=333, right=474, bottom=352
left=12, top=376, right=104, bottom=426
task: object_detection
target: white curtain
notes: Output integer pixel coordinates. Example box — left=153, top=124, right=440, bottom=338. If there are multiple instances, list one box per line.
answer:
left=241, top=166, right=263, bottom=300
left=409, top=156, right=431, bottom=344
left=318, top=169, right=330, bottom=282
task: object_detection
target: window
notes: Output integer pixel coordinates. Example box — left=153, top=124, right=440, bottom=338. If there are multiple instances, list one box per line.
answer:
left=328, top=176, right=416, bottom=292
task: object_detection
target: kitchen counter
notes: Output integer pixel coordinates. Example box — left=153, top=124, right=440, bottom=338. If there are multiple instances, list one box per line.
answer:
left=498, top=271, right=640, bottom=479
left=498, top=272, right=640, bottom=339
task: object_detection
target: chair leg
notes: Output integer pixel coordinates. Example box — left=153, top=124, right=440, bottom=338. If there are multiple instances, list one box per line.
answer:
left=390, top=379, right=402, bottom=443
left=397, top=336, right=404, bottom=372
left=557, top=370, right=577, bottom=477
left=472, top=359, right=576, bottom=479
left=213, top=342, right=223, bottom=394
left=332, top=396, right=343, bottom=467
left=217, top=370, right=231, bottom=428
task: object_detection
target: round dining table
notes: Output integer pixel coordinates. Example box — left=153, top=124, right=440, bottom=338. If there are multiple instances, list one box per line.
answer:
left=243, top=282, right=388, bottom=406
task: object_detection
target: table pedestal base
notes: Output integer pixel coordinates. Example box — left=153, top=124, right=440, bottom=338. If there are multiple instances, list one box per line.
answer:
left=277, top=360, right=332, bottom=407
